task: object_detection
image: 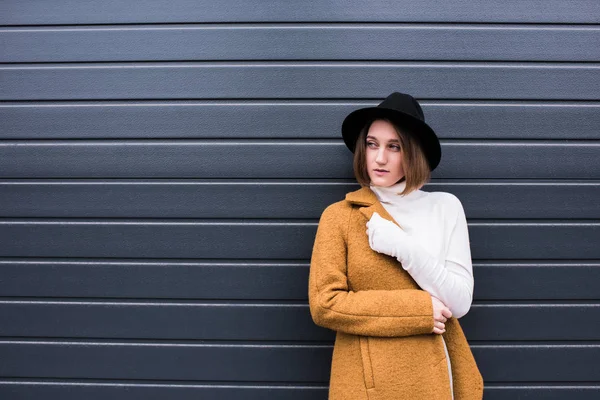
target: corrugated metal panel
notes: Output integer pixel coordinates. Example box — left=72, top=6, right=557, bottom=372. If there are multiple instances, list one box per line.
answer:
left=0, top=341, right=598, bottom=381
left=2, top=181, right=599, bottom=218
left=0, top=260, right=598, bottom=300
left=2, top=25, right=599, bottom=62
left=0, top=382, right=597, bottom=400
left=2, top=63, right=599, bottom=100
left=1, top=0, right=599, bottom=24
left=0, top=383, right=329, bottom=400
left=1, top=301, right=599, bottom=341
left=1, top=141, right=598, bottom=178
left=2, top=102, right=599, bottom=140
left=1, top=1, right=598, bottom=399
left=1, top=220, right=598, bottom=259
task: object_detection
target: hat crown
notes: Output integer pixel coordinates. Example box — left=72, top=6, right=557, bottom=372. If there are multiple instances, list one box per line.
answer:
left=378, top=92, right=425, bottom=122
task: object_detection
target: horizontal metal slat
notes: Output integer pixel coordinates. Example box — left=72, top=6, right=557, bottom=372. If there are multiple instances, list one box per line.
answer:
left=3, top=102, right=599, bottom=140
left=0, top=221, right=598, bottom=259
left=1, top=142, right=598, bottom=179
left=0, top=260, right=598, bottom=301
left=2, top=181, right=599, bottom=219
left=475, top=263, right=600, bottom=300
left=0, top=381, right=326, bottom=400
left=1, top=0, right=598, bottom=24
left=2, top=63, right=599, bottom=100
left=0, top=301, right=597, bottom=341
left=0, top=381, right=598, bottom=400
left=3, top=25, right=599, bottom=62
left=0, top=341, right=598, bottom=382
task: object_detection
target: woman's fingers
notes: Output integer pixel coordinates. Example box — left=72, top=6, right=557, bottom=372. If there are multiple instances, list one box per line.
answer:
left=433, top=326, right=446, bottom=335
left=431, top=297, right=451, bottom=317
left=442, top=308, right=453, bottom=319
left=434, top=310, right=448, bottom=323
left=433, top=319, right=446, bottom=334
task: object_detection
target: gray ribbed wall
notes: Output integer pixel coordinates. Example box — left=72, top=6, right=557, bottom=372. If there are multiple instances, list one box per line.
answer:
left=1, top=1, right=599, bottom=399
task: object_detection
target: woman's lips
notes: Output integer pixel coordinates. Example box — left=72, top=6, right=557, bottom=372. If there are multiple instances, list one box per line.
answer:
left=373, top=169, right=389, bottom=176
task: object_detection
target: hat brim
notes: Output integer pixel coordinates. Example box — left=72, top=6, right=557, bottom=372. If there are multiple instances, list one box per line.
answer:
left=341, top=106, right=441, bottom=171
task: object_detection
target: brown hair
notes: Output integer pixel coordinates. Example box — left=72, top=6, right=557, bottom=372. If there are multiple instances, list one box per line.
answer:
left=353, top=118, right=431, bottom=195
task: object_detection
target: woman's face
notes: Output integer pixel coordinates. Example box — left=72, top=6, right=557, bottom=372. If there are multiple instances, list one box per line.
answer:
left=365, top=119, right=405, bottom=187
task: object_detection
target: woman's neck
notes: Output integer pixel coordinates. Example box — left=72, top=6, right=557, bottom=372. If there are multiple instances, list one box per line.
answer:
left=370, top=179, right=426, bottom=204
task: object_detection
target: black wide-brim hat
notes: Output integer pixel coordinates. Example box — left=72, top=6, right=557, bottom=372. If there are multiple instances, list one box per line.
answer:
left=341, top=92, right=441, bottom=171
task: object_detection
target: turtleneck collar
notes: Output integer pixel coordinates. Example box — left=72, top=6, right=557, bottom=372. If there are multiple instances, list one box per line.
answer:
left=370, top=179, right=427, bottom=205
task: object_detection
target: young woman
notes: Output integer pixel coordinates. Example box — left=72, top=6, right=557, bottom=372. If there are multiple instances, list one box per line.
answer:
left=308, top=92, right=483, bottom=399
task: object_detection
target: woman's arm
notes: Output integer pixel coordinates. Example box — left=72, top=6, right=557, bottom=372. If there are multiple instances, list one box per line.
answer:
left=367, top=197, right=474, bottom=318
left=309, top=203, right=435, bottom=337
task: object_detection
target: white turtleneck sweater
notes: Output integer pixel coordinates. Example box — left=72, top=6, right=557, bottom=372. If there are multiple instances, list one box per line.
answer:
left=370, top=180, right=475, bottom=399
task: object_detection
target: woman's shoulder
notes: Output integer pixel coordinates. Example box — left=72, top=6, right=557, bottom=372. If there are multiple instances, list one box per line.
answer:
left=319, top=199, right=353, bottom=219
left=314, top=200, right=354, bottom=238
left=424, top=190, right=465, bottom=213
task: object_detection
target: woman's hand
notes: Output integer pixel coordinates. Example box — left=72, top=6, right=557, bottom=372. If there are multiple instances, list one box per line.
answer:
left=366, top=212, right=410, bottom=260
left=431, top=296, right=452, bottom=334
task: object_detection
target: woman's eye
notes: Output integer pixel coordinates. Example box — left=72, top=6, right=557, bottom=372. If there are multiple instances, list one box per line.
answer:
left=367, top=141, right=377, bottom=148
left=390, top=145, right=401, bottom=151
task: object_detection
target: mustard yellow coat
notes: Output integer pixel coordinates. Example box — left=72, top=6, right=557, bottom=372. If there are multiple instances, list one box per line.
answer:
left=308, top=186, right=484, bottom=399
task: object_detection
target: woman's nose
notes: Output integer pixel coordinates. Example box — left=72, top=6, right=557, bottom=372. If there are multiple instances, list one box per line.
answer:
left=375, top=148, right=386, bottom=164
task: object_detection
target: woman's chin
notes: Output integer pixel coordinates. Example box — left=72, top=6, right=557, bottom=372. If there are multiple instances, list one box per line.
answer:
left=369, top=176, right=395, bottom=187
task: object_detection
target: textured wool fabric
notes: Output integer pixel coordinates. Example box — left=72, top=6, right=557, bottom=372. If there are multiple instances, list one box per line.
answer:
left=309, top=186, right=483, bottom=400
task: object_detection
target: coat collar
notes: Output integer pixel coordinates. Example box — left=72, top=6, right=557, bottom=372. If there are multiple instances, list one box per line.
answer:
left=345, top=186, right=401, bottom=227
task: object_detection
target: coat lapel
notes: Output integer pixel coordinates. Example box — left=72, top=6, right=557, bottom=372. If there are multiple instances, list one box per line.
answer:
left=345, top=186, right=403, bottom=229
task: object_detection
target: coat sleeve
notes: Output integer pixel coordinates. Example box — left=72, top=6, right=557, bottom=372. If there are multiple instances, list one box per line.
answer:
left=308, top=202, right=435, bottom=337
